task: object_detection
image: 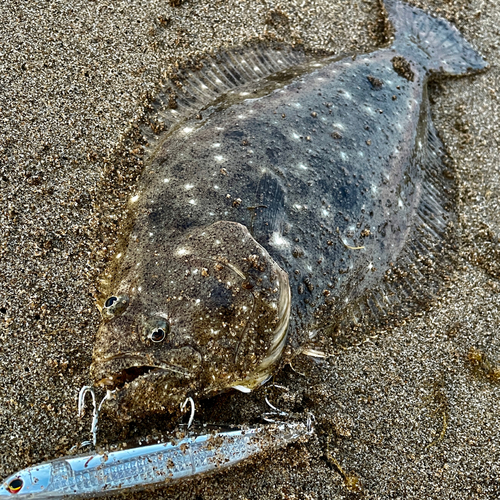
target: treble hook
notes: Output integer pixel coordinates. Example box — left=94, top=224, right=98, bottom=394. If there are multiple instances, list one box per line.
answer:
left=180, top=397, right=195, bottom=429
left=78, top=386, right=113, bottom=446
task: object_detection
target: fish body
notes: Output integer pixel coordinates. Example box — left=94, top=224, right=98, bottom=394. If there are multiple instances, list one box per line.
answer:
left=0, top=422, right=312, bottom=498
left=91, top=0, right=487, bottom=420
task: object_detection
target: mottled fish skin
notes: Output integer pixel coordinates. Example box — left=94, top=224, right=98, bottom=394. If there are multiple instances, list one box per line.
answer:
left=91, top=0, right=487, bottom=420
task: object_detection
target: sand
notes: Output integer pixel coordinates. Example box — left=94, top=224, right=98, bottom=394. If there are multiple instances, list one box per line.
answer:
left=1, top=0, right=499, bottom=498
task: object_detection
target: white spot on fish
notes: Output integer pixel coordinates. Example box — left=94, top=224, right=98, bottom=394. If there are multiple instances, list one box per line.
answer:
left=270, top=232, right=290, bottom=249
left=189, top=199, right=197, bottom=205
left=130, top=194, right=139, bottom=203
left=183, top=127, right=193, bottom=134
left=233, top=385, right=252, bottom=393
left=240, top=92, right=250, bottom=96
left=292, top=132, right=301, bottom=140
left=215, top=155, right=225, bottom=162
left=298, top=163, right=308, bottom=170
left=340, top=151, right=348, bottom=161
left=163, top=178, right=170, bottom=183
left=184, top=184, right=194, bottom=190
left=334, top=122, right=345, bottom=130
left=211, top=143, right=221, bottom=148
left=176, top=247, right=190, bottom=256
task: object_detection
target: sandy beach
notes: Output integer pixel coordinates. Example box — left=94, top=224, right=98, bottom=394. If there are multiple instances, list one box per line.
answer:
left=1, top=0, right=499, bottom=498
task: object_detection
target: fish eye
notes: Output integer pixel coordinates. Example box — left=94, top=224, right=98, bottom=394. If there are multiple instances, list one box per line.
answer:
left=7, top=478, right=23, bottom=494
left=105, top=296, right=118, bottom=308
left=150, top=328, right=166, bottom=342
left=101, top=295, right=129, bottom=320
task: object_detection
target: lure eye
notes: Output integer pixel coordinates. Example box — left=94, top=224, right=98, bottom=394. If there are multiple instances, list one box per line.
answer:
left=105, top=296, right=118, bottom=308
left=150, top=328, right=166, bottom=343
left=7, top=478, right=23, bottom=494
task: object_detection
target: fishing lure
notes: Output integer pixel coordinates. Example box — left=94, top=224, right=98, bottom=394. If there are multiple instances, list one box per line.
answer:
left=0, top=420, right=312, bottom=498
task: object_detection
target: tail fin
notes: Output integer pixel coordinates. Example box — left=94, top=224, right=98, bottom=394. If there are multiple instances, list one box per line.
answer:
left=382, top=0, right=488, bottom=76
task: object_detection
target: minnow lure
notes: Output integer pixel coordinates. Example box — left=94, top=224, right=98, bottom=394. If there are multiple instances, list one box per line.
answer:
left=91, top=0, right=488, bottom=421
left=0, top=421, right=312, bottom=498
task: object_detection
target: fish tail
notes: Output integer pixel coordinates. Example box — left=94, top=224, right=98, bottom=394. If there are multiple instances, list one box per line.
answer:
left=382, top=0, right=488, bottom=76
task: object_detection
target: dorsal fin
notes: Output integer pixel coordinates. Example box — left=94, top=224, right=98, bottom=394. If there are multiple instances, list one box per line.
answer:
left=141, top=44, right=312, bottom=155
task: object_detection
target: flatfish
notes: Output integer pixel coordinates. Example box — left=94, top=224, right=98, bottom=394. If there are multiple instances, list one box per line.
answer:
left=91, top=0, right=487, bottom=421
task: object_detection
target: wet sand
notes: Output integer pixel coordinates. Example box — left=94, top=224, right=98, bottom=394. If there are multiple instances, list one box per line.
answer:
left=1, top=0, right=499, bottom=498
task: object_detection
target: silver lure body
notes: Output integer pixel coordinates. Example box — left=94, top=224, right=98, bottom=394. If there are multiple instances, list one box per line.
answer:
left=0, top=423, right=311, bottom=498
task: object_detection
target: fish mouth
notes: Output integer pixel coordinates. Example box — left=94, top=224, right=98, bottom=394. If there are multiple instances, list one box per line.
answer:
left=97, top=366, right=167, bottom=391
left=91, top=355, right=191, bottom=392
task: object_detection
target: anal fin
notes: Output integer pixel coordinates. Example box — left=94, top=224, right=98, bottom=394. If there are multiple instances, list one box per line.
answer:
left=336, top=109, right=458, bottom=346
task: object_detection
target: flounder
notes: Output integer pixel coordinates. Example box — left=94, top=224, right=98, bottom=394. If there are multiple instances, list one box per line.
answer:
left=91, top=0, right=487, bottom=420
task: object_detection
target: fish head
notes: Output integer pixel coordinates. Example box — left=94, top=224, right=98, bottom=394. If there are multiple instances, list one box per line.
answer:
left=91, top=221, right=291, bottom=421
